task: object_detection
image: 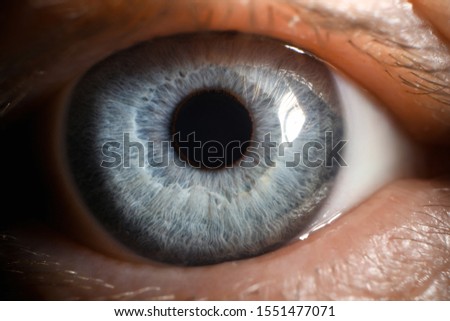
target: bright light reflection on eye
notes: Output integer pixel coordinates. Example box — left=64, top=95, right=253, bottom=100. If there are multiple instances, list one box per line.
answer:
left=278, top=92, right=306, bottom=143
left=285, top=44, right=306, bottom=55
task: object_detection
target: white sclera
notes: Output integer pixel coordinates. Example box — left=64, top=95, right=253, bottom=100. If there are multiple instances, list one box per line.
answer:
left=301, top=72, right=419, bottom=237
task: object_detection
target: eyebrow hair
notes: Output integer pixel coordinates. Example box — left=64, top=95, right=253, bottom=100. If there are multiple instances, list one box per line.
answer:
left=273, top=0, right=450, bottom=108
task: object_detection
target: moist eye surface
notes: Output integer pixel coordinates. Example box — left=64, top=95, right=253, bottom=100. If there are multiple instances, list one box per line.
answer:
left=65, top=32, right=344, bottom=265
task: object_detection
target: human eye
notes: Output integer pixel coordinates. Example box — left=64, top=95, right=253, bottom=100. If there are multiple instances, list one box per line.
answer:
left=0, top=0, right=449, bottom=300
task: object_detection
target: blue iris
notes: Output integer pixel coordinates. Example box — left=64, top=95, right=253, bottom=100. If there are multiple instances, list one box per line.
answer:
left=66, top=33, right=344, bottom=265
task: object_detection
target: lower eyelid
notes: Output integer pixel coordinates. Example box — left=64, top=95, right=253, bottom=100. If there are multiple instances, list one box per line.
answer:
left=3, top=178, right=449, bottom=300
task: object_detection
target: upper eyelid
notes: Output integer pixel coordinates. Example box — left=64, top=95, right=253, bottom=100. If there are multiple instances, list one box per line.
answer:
left=0, top=0, right=448, bottom=119
left=276, top=0, right=450, bottom=107
left=185, top=0, right=450, bottom=106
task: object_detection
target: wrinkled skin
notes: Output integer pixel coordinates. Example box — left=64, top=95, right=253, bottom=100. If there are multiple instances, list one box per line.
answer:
left=0, top=0, right=449, bottom=300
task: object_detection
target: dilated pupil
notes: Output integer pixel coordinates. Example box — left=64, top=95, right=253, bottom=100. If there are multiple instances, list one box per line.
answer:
left=171, top=90, right=252, bottom=168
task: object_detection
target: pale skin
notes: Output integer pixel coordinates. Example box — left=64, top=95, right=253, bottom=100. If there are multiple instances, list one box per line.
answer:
left=0, top=0, right=449, bottom=299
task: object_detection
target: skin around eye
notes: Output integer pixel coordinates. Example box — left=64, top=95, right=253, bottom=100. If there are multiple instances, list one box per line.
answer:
left=1, top=0, right=449, bottom=143
left=0, top=0, right=449, bottom=299
left=410, top=0, right=450, bottom=42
